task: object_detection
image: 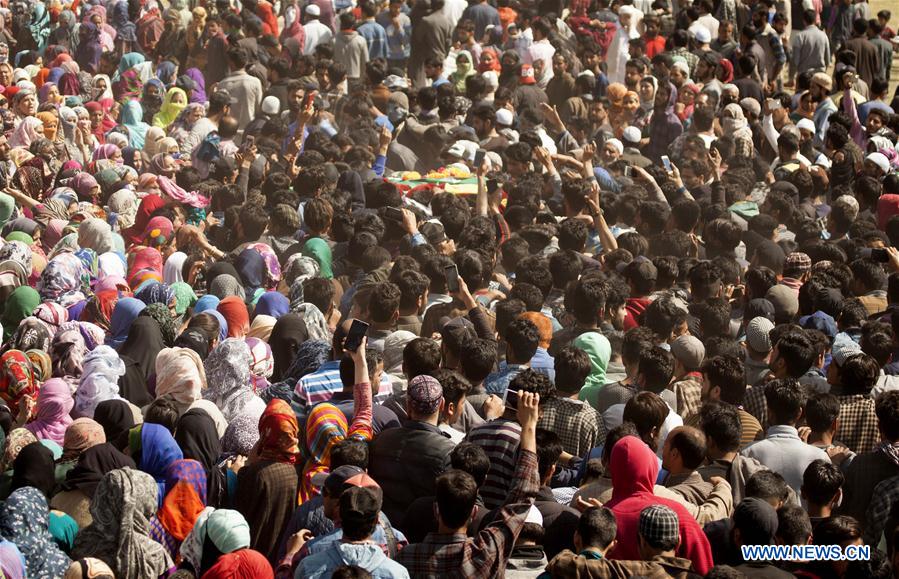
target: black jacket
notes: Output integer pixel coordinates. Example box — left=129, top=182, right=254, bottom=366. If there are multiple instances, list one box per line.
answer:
left=368, top=420, right=455, bottom=524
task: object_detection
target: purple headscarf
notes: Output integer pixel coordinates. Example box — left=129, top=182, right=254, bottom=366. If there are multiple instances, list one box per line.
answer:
left=185, top=68, right=207, bottom=104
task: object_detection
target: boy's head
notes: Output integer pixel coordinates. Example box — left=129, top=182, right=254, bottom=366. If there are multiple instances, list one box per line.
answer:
left=801, top=458, right=844, bottom=509
left=574, top=506, right=618, bottom=554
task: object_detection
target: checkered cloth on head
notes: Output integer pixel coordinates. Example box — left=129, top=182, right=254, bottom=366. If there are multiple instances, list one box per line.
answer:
left=639, top=504, right=680, bottom=548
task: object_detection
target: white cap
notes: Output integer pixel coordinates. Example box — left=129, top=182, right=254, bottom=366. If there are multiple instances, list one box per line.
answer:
left=607, top=138, right=624, bottom=155
left=305, top=3, right=321, bottom=16
left=261, top=95, right=280, bottom=116
left=486, top=151, right=503, bottom=170
left=495, top=107, right=514, bottom=127
left=690, top=25, right=711, bottom=44
left=446, top=139, right=478, bottom=162
left=796, top=118, right=816, bottom=134
left=867, top=152, right=891, bottom=175
left=622, top=126, right=641, bottom=145
left=481, top=70, right=499, bottom=89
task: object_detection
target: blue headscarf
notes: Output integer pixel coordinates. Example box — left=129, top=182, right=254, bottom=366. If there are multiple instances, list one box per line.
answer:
left=156, top=61, right=178, bottom=87
left=194, top=294, right=220, bottom=314
left=203, top=310, right=228, bottom=342
left=254, top=292, right=290, bottom=319
left=106, top=297, right=146, bottom=349
left=115, top=52, right=146, bottom=80
left=136, top=423, right=184, bottom=505
left=119, top=100, right=149, bottom=149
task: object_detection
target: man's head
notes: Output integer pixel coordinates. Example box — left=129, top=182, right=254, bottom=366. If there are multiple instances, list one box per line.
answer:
left=764, top=378, right=806, bottom=426
left=554, top=346, right=592, bottom=397
left=732, top=497, right=779, bottom=547
left=434, top=469, right=479, bottom=531
left=700, top=354, right=746, bottom=404
left=635, top=347, right=675, bottom=394
left=406, top=374, right=444, bottom=423
left=505, top=317, right=540, bottom=364
left=699, top=400, right=742, bottom=458
left=769, top=331, right=816, bottom=379
left=623, top=392, right=669, bottom=451
left=802, top=459, right=844, bottom=510
left=877, top=391, right=899, bottom=443
left=661, top=426, right=706, bottom=475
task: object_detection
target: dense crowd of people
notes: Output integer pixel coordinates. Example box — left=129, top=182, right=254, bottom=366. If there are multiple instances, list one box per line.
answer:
left=2, top=0, right=899, bottom=576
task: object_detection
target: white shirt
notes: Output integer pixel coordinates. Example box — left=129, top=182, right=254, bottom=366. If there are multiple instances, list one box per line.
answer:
left=442, top=0, right=468, bottom=27
left=304, top=20, right=334, bottom=55
left=696, top=13, right=720, bottom=38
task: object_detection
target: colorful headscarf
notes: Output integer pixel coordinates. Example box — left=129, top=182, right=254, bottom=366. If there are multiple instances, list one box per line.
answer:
left=221, top=413, right=260, bottom=457
left=74, top=345, right=125, bottom=418
left=149, top=459, right=207, bottom=556
left=203, top=339, right=260, bottom=423
left=0, top=487, right=71, bottom=577
left=2, top=286, right=40, bottom=340
left=60, top=417, right=106, bottom=463
left=257, top=399, right=299, bottom=464
left=133, top=423, right=184, bottom=500
left=24, top=378, right=74, bottom=445
left=0, top=351, right=36, bottom=416
left=179, top=508, right=251, bottom=575
left=217, top=297, right=250, bottom=339
left=105, top=297, right=146, bottom=349
left=70, top=467, right=173, bottom=578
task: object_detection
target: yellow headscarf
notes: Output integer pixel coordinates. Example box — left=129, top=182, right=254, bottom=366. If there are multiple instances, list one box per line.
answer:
left=151, top=87, right=187, bottom=129
left=36, top=111, right=59, bottom=141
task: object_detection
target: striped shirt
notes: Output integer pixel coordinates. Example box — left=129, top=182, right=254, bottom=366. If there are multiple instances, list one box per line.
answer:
left=466, top=419, right=522, bottom=510
left=291, top=360, right=393, bottom=418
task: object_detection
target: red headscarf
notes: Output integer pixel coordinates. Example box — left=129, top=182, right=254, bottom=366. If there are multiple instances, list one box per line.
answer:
left=0, top=350, right=38, bottom=415
left=200, top=549, right=274, bottom=579
left=128, top=247, right=163, bottom=282
left=478, top=47, right=501, bottom=73
left=124, top=194, right=165, bottom=244
left=256, top=399, right=299, bottom=464
left=217, top=297, right=250, bottom=338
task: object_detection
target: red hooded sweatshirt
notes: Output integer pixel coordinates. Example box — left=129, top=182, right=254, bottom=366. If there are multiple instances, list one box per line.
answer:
left=604, top=437, right=714, bottom=574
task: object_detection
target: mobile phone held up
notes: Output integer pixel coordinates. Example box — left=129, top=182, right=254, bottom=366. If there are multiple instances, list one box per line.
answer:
left=661, top=155, right=672, bottom=172
left=343, top=319, right=370, bottom=353
left=473, top=148, right=487, bottom=169
left=505, top=389, right=519, bottom=410
left=302, top=90, right=317, bottom=110
left=385, top=206, right=404, bottom=222
left=860, top=247, right=890, bottom=263
left=445, top=264, right=460, bottom=293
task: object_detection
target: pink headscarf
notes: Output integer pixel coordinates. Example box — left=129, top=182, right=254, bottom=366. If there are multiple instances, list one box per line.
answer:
left=94, top=275, right=131, bottom=294
left=24, top=378, right=75, bottom=445
left=155, top=175, right=209, bottom=208
left=43, top=219, right=68, bottom=252
left=91, top=143, right=121, bottom=164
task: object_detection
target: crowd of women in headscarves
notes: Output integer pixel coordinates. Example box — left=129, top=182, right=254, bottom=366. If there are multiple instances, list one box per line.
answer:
left=0, top=1, right=351, bottom=575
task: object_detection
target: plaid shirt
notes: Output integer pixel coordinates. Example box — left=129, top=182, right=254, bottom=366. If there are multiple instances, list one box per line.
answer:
left=836, top=394, right=880, bottom=455
left=466, top=419, right=522, bottom=510
left=671, top=373, right=702, bottom=421
left=743, top=383, right=768, bottom=428
left=538, top=397, right=606, bottom=457
left=544, top=550, right=698, bottom=579
left=396, top=449, right=539, bottom=579
left=862, top=473, right=899, bottom=545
